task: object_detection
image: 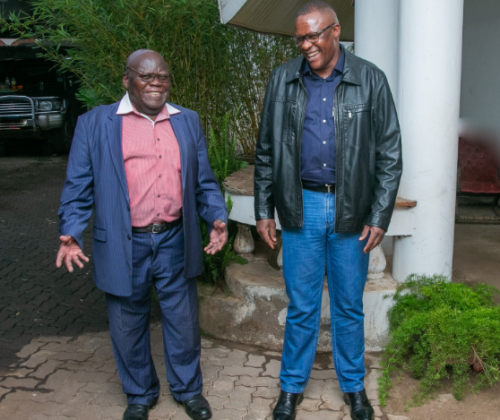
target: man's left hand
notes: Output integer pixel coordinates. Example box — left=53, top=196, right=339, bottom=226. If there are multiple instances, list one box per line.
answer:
left=204, top=219, right=228, bottom=255
left=359, top=225, right=386, bottom=254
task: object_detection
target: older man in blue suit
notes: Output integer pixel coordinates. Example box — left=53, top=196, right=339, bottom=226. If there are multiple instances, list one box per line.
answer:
left=56, top=50, right=227, bottom=420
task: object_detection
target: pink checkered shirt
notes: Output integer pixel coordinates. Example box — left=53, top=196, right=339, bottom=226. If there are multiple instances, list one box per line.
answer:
left=116, top=93, right=182, bottom=227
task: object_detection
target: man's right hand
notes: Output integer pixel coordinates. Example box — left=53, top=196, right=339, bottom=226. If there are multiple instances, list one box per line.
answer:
left=256, top=219, right=278, bottom=249
left=56, top=235, right=89, bottom=273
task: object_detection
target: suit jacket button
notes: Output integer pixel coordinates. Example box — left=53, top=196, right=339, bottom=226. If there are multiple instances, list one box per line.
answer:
left=127, top=234, right=131, bottom=240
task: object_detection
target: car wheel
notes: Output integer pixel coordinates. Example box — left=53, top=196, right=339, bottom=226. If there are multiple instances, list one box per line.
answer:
left=50, top=120, right=74, bottom=154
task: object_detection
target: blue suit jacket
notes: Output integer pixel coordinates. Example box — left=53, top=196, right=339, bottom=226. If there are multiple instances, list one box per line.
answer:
left=58, top=101, right=227, bottom=297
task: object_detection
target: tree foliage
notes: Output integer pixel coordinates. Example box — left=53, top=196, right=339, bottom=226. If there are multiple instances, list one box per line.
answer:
left=379, top=275, right=500, bottom=408
left=1, top=0, right=296, bottom=154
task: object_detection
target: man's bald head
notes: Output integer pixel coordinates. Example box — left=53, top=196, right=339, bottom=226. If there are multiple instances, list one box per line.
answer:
left=126, top=49, right=168, bottom=71
left=296, top=1, right=339, bottom=24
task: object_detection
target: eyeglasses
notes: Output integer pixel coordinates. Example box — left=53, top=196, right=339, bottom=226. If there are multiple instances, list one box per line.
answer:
left=292, top=23, right=337, bottom=46
left=126, top=66, right=171, bottom=83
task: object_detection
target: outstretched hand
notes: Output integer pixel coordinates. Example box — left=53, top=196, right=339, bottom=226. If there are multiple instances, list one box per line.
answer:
left=359, top=225, right=386, bottom=254
left=56, top=235, right=89, bottom=272
left=204, top=219, right=228, bottom=255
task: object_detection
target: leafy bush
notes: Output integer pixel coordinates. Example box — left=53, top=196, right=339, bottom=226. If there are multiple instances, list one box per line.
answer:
left=378, top=275, right=500, bottom=407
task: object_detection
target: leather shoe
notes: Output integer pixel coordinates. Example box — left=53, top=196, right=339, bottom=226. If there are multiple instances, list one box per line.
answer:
left=343, top=389, right=374, bottom=420
left=122, top=396, right=158, bottom=420
left=177, top=394, right=212, bottom=420
left=273, top=390, right=304, bottom=420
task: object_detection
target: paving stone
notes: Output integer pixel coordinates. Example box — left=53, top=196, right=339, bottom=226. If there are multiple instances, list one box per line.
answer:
left=79, top=381, right=122, bottom=395
left=222, top=349, right=249, bottom=367
left=100, top=405, right=126, bottom=419
left=0, top=386, right=11, bottom=398
left=263, top=351, right=282, bottom=358
left=20, top=350, right=55, bottom=368
left=32, top=415, right=75, bottom=420
left=262, top=359, right=281, bottom=378
left=319, top=390, right=344, bottom=411
left=365, top=353, right=383, bottom=370
left=244, top=354, right=266, bottom=368
left=1, top=367, right=34, bottom=378
left=87, top=345, right=115, bottom=362
left=373, top=405, right=383, bottom=417
left=208, top=375, right=236, bottom=397
left=221, top=365, right=262, bottom=377
left=310, top=368, right=337, bottom=380
left=253, top=386, right=279, bottom=398
left=15, top=341, right=44, bottom=359
left=0, top=377, right=40, bottom=389
left=205, top=395, right=228, bottom=410
left=236, top=376, right=279, bottom=388
left=244, top=396, right=274, bottom=420
left=74, top=370, right=114, bottom=383
left=297, top=397, right=321, bottom=412
left=226, top=385, right=256, bottom=410
left=44, top=369, right=75, bottom=391
left=31, top=360, right=63, bottom=379
left=297, top=410, right=343, bottom=420
left=211, top=407, right=246, bottom=420
left=304, top=379, right=327, bottom=400
left=47, top=351, right=93, bottom=362
left=149, top=396, right=180, bottom=418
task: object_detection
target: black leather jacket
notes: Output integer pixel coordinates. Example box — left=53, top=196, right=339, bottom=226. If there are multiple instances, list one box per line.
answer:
left=254, top=48, right=402, bottom=232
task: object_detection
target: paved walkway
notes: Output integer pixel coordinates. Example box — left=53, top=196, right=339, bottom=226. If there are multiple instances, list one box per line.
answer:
left=0, top=156, right=388, bottom=420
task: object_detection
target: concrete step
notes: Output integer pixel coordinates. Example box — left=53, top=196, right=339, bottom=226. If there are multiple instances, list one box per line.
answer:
left=198, top=243, right=398, bottom=352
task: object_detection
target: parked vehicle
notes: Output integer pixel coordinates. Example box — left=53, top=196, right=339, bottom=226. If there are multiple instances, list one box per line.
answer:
left=0, top=46, right=83, bottom=153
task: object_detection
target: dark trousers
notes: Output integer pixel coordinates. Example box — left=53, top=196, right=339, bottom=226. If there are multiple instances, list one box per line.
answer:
left=105, top=224, right=202, bottom=405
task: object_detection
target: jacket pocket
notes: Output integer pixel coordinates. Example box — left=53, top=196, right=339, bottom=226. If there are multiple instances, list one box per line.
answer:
left=93, top=226, right=107, bottom=242
left=342, top=102, right=371, bottom=149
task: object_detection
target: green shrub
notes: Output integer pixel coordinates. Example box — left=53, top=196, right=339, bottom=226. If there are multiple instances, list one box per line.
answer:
left=378, top=274, right=500, bottom=407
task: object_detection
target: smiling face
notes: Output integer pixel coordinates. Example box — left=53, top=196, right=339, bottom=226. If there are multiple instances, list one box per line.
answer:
left=122, top=52, right=170, bottom=119
left=295, top=10, right=341, bottom=79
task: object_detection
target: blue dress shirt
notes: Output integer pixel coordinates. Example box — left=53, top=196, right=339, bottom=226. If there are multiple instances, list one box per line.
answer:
left=301, top=50, right=345, bottom=188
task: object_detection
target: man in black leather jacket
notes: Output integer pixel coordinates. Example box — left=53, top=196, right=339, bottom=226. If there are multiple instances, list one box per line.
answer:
left=254, top=2, right=402, bottom=420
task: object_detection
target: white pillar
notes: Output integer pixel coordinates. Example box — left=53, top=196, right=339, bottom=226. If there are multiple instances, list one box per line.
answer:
left=392, top=0, right=464, bottom=281
left=354, top=0, right=400, bottom=99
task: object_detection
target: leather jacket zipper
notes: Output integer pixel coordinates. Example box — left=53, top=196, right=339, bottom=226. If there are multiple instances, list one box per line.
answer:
left=298, top=76, right=308, bottom=228
left=332, top=82, right=343, bottom=233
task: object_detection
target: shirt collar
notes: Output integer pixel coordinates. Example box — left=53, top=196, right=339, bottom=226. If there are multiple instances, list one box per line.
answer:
left=116, top=92, right=181, bottom=118
left=302, top=48, right=345, bottom=79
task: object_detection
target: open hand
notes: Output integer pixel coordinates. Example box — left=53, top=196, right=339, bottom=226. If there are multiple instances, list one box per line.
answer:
left=256, top=219, right=277, bottom=249
left=56, top=235, right=89, bottom=272
left=204, top=219, right=228, bottom=255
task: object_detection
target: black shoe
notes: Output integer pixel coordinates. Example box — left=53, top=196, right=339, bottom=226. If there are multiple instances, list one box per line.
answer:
left=343, top=389, right=375, bottom=420
left=122, top=396, right=158, bottom=420
left=177, top=394, right=212, bottom=420
left=273, top=390, right=304, bottom=420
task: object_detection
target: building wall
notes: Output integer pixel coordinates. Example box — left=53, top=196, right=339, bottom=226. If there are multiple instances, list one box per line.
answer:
left=460, top=0, right=500, bottom=138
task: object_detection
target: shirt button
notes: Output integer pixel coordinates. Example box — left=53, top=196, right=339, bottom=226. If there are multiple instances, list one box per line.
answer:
left=157, top=213, right=160, bottom=216
left=323, top=163, right=327, bottom=167
left=157, top=194, right=160, bottom=197
left=157, top=138, right=160, bottom=141
left=158, top=174, right=162, bottom=178
left=322, top=120, right=326, bottom=123
left=159, top=155, right=162, bottom=159
left=127, top=234, right=131, bottom=240
left=323, top=141, right=326, bottom=144
left=323, top=98, right=326, bottom=101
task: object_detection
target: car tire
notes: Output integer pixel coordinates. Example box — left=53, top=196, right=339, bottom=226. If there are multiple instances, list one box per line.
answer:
left=50, top=120, right=74, bottom=154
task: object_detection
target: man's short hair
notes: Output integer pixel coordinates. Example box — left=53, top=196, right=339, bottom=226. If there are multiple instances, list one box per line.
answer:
left=297, top=1, right=336, bottom=19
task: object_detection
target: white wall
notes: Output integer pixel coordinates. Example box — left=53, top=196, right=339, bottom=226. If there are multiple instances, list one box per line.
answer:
left=460, top=0, right=500, bottom=138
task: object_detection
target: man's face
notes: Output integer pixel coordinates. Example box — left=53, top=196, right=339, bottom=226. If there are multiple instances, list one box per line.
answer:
left=295, top=10, right=341, bottom=78
left=122, top=53, right=170, bottom=118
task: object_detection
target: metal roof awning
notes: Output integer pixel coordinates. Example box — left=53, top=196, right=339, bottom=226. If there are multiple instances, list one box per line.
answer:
left=218, top=0, right=354, bottom=41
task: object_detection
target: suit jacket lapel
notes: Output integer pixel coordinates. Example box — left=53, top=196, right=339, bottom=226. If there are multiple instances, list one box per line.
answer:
left=169, top=113, right=188, bottom=191
left=106, top=112, right=129, bottom=201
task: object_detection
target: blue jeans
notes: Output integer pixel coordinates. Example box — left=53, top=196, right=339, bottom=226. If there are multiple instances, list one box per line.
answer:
left=280, top=189, right=369, bottom=393
left=106, top=224, right=202, bottom=405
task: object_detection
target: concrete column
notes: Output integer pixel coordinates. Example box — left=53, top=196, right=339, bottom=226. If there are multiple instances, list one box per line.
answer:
left=392, top=0, right=464, bottom=281
left=354, top=0, right=400, bottom=99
